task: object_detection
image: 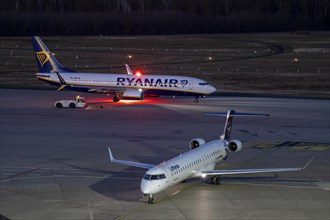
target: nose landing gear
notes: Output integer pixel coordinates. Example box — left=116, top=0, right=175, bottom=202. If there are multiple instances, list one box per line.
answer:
left=147, top=194, right=154, bottom=204
left=194, top=95, right=200, bottom=103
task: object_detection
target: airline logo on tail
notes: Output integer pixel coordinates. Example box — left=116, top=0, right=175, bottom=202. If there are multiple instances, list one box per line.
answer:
left=35, top=51, right=50, bottom=67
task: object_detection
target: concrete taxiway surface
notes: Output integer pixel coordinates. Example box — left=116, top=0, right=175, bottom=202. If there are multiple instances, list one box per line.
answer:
left=0, top=89, right=329, bottom=220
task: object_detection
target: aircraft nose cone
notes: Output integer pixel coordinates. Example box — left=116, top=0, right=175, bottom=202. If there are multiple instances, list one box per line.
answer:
left=141, top=185, right=151, bottom=194
left=209, top=85, right=216, bottom=94
left=142, top=187, right=151, bottom=194
left=141, top=180, right=151, bottom=194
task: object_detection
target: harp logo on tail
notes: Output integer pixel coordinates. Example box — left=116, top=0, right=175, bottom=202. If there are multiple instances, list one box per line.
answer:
left=35, top=51, right=50, bottom=67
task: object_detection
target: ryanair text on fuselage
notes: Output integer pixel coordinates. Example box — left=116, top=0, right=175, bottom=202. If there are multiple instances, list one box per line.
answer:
left=116, top=77, right=188, bottom=88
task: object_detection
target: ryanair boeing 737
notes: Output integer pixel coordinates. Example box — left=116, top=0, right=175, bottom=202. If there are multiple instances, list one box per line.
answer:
left=32, top=36, right=216, bottom=103
left=108, top=110, right=314, bottom=204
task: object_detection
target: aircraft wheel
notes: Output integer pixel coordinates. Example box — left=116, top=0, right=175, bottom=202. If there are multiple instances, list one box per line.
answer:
left=56, top=103, right=63, bottom=108
left=215, top=176, right=221, bottom=185
left=113, top=95, right=120, bottom=102
left=211, top=176, right=221, bottom=185
left=148, top=196, right=154, bottom=204
left=69, top=103, right=76, bottom=108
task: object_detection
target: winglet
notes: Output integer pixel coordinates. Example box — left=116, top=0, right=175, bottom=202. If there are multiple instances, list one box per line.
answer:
left=57, top=84, right=66, bottom=91
left=302, top=156, right=315, bottom=170
left=56, top=72, right=67, bottom=85
left=56, top=72, right=67, bottom=91
left=108, top=147, right=115, bottom=162
left=125, top=64, right=133, bottom=75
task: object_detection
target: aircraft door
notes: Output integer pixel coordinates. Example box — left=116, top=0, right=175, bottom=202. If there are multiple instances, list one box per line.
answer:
left=164, top=170, right=171, bottom=185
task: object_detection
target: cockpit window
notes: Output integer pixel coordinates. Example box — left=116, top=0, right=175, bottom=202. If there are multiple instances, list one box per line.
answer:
left=143, top=173, right=166, bottom=180
left=143, top=174, right=151, bottom=180
left=199, top=82, right=209, bottom=86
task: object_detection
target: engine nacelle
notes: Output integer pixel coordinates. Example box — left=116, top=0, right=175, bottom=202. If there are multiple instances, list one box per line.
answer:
left=189, top=138, right=206, bottom=149
left=123, top=89, right=144, bottom=100
left=227, top=139, right=243, bottom=152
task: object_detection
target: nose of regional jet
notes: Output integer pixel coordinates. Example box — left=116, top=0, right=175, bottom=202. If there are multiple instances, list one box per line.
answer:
left=141, top=179, right=151, bottom=194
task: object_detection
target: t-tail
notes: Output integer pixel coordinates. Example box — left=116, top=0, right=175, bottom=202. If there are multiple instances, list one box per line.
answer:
left=31, top=36, right=75, bottom=73
left=204, top=110, right=270, bottom=140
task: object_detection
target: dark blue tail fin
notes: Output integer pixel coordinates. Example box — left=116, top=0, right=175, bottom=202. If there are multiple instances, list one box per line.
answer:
left=32, top=36, right=75, bottom=73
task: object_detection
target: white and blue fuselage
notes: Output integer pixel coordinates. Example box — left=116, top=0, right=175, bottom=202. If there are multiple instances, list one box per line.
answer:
left=36, top=72, right=216, bottom=97
left=108, top=110, right=310, bottom=204
left=32, top=36, right=216, bottom=102
left=141, top=140, right=226, bottom=195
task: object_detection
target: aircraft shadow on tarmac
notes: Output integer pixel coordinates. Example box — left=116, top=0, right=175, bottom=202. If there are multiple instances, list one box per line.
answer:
left=54, top=159, right=145, bottom=202
left=53, top=143, right=174, bottom=202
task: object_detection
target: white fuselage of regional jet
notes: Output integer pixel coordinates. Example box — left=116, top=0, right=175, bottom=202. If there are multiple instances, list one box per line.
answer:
left=36, top=72, right=216, bottom=95
left=141, top=139, right=226, bottom=195
left=108, top=109, right=313, bottom=204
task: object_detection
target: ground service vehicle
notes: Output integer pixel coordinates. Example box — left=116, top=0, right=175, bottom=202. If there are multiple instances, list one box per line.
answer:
left=55, top=96, right=87, bottom=108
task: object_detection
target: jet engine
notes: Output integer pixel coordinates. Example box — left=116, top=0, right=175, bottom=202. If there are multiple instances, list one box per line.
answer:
left=227, top=139, right=243, bottom=152
left=123, top=89, right=144, bottom=100
left=189, top=138, right=206, bottom=149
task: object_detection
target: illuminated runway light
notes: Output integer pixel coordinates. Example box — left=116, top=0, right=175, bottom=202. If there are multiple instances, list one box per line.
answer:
left=207, top=56, right=213, bottom=61
left=292, top=58, right=300, bottom=62
left=127, top=55, right=133, bottom=59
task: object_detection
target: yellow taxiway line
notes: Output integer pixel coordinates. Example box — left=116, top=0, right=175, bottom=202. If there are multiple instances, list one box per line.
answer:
left=114, top=182, right=199, bottom=220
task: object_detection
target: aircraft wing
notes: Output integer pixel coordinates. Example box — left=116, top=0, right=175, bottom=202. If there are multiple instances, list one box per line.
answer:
left=202, top=157, right=314, bottom=176
left=87, top=87, right=126, bottom=94
left=108, top=147, right=155, bottom=169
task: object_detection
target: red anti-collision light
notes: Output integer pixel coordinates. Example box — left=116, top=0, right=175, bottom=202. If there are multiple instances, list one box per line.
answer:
left=135, top=70, right=142, bottom=77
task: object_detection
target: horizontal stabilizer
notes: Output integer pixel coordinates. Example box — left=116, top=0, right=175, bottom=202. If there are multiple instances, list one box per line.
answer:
left=204, top=112, right=270, bottom=117
left=203, top=109, right=269, bottom=140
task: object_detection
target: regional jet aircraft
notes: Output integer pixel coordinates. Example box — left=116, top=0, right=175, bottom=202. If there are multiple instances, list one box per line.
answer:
left=108, top=110, right=313, bottom=204
left=32, top=36, right=216, bottom=102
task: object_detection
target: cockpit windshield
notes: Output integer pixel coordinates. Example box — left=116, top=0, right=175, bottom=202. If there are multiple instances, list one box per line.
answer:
left=199, top=82, right=209, bottom=86
left=143, top=173, right=166, bottom=180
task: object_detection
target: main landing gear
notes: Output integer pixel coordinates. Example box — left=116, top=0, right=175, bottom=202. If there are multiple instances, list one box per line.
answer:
left=113, top=94, right=120, bottom=102
left=211, top=176, right=221, bottom=185
left=147, top=194, right=154, bottom=204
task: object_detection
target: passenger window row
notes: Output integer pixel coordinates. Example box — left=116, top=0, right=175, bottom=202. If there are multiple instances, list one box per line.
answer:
left=170, top=149, right=222, bottom=177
